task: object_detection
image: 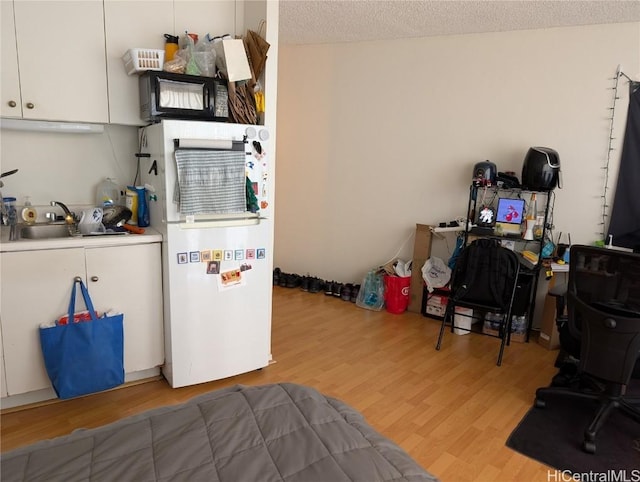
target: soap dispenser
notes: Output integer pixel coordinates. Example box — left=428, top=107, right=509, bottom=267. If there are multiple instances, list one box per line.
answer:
left=21, top=196, right=37, bottom=224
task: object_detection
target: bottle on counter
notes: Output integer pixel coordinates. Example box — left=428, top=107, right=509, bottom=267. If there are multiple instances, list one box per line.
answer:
left=21, top=196, right=37, bottom=224
left=2, top=197, right=16, bottom=225
left=527, top=193, right=537, bottom=221
left=96, top=178, right=122, bottom=208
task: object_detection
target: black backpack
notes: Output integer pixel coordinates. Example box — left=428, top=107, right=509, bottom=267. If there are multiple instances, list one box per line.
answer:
left=450, top=238, right=519, bottom=310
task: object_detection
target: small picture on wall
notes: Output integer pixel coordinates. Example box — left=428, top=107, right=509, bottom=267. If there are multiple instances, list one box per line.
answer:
left=177, top=252, right=188, bottom=264
left=190, top=251, right=201, bottom=263
left=257, top=248, right=266, bottom=259
left=224, top=250, right=233, bottom=261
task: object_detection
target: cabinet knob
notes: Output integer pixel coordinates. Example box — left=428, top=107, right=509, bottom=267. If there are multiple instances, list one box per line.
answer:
left=25, top=102, right=34, bottom=109
left=90, top=276, right=99, bottom=282
left=8, top=100, right=16, bottom=108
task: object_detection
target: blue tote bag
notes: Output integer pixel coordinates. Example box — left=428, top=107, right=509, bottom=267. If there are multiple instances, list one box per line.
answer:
left=39, top=278, right=124, bottom=399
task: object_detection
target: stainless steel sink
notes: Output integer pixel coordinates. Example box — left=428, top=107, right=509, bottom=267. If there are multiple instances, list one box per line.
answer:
left=20, top=223, right=73, bottom=239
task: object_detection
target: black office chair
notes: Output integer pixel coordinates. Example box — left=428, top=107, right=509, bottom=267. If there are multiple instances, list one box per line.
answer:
left=435, top=238, right=520, bottom=366
left=535, top=245, right=640, bottom=454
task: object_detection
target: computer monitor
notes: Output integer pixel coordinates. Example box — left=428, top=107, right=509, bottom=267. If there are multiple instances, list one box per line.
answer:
left=495, top=198, right=525, bottom=235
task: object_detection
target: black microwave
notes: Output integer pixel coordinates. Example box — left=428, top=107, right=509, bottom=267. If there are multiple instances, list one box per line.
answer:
left=139, top=71, right=228, bottom=123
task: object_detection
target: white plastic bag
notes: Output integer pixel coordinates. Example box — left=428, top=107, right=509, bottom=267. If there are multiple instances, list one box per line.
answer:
left=421, top=257, right=451, bottom=293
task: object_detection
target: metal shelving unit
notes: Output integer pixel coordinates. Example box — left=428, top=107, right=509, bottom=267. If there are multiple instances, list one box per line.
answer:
left=462, top=184, right=553, bottom=341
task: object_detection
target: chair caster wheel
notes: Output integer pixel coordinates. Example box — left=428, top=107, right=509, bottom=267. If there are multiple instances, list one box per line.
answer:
left=534, top=398, right=546, bottom=408
left=583, top=440, right=596, bottom=454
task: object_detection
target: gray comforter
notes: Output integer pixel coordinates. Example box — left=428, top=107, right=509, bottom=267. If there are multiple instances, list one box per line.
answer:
left=1, top=383, right=438, bottom=481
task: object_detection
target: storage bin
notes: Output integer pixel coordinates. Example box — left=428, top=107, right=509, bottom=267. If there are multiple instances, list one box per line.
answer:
left=122, top=49, right=165, bottom=75
left=453, top=307, right=474, bottom=335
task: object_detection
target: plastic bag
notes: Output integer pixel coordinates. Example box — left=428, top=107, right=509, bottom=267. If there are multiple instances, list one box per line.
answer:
left=163, top=47, right=188, bottom=73
left=356, top=270, right=385, bottom=311
left=422, top=257, right=451, bottom=293
left=183, top=35, right=200, bottom=75
left=193, top=35, right=217, bottom=77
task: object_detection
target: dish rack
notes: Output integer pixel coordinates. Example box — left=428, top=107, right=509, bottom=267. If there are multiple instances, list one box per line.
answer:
left=122, top=49, right=164, bottom=75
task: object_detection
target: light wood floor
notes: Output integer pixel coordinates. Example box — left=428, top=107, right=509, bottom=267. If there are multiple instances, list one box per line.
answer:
left=1, top=286, right=560, bottom=481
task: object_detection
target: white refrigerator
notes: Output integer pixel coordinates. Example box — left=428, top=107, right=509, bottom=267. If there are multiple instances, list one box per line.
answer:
left=140, top=120, right=273, bottom=388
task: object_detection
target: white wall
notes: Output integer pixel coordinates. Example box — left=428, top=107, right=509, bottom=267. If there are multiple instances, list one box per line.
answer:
left=274, top=22, right=640, bottom=283
left=0, top=125, right=138, bottom=212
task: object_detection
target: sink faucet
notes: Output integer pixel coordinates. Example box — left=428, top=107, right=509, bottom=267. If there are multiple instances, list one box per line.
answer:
left=50, top=201, right=78, bottom=234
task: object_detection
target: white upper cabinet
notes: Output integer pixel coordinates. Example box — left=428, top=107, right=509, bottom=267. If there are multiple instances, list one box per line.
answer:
left=104, top=0, right=173, bottom=126
left=105, top=0, right=238, bottom=126
left=174, top=0, right=237, bottom=40
left=2, top=0, right=276, bottom=126
left=1, top=1, right=22, bottom=118
left=3, top=0, right=109, bottom=123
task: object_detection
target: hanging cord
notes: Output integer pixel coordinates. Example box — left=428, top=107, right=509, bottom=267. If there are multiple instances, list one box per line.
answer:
left=546, top=190, right=556, bottom=241
left=600, top=66, right=626, bottom=241
left=133, top=127, right=147, bottom=187
left=381, top=228, right=414, bottom=267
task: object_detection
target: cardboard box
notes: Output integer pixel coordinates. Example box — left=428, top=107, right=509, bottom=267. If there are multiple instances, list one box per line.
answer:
left=408, top=224, right=433, bottom=313
left=538, top=293, right=561, bottom=350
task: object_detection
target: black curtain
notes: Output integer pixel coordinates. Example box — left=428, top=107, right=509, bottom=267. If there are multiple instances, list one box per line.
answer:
left=607, top=82, right=640, bottom=251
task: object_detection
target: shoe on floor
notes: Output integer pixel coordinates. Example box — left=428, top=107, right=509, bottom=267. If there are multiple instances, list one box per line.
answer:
left=286, top=274, right=302, bottom=288
left=332, top=282, right=344, bottom=297
left=300, top=276, right=310, bottom=291
left=350, top=284, right=360, bottom=302
left=325, top=281, right=335, bottom=296
left=309, top=277, right=324, bottom=293
left=340, top=283, right=353, bottom=301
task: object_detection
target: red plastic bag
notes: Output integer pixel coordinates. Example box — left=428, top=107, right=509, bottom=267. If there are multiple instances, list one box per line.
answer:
left=57, top=310, right=99, bottom=326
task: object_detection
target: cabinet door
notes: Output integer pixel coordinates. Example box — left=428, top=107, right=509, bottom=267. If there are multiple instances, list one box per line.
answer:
left=104, top=0, right=173, bottom=125
left=1, top=0, right=22, bottom=118
left=174, top=0, right=237, bottom=39
left=0, top=321, right=7, bottom=398
left=13, top=0, right=108, bottom=122
left=1, top=249, right=86, bottom=396
left=85, top=244, right=164, bottom=373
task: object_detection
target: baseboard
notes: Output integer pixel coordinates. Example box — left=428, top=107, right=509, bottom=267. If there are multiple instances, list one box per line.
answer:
left=1, top=367, right=162, bottom=412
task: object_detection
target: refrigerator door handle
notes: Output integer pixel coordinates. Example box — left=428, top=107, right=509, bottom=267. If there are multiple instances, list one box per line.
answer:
left=174, top=217, right=263, bottom=229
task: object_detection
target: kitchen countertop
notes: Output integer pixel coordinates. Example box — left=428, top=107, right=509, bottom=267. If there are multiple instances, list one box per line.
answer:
left=0, top=225, right=163, bottom=252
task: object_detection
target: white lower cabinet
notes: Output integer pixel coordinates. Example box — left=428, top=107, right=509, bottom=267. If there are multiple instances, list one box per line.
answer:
left=0, top=322, right=7, bottom=398
left=0, top=243, right=163, bottom=398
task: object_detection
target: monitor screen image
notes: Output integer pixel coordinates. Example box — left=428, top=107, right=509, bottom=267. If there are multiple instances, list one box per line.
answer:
left=495, top=198, right=525, bottom=225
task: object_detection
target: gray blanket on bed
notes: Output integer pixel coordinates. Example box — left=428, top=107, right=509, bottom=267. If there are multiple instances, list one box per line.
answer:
left=1, top=383, right=438, bottom=482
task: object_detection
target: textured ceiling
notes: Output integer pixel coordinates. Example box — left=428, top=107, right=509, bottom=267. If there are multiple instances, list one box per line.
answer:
left=278, top=0, right=640, bottom=45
